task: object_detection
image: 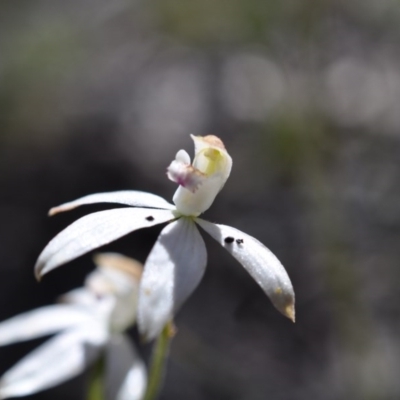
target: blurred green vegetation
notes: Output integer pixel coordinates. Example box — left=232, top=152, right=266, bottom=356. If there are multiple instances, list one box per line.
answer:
left=0, top=23, right=82, bottom=143
left=151, top=0, right=331, bottom=44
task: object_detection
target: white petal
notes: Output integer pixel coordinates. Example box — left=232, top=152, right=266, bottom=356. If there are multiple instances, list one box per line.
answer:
left=196, top=219, right=295, bottom=321
left=138, top=218, right=207, bottom=341
left=58, top=288, right=98, bottom=308
left=0, top=305, right=92, bottom=346
left=35, top=208, right=176, bottom=279
left=115, top=360, right=147, bottom=400
left=49, top=191, right=175, bottom=216
left=167, top=161, right=205, bottom=194
left=59, top=291, right=116, bottom=322
left=105, top=334, right=147, bottom=400
left=167, top=149, right=204, bottom=193
left=0, top=323, right=108, bottom=399
left=175, top=149, right=191, bottom=164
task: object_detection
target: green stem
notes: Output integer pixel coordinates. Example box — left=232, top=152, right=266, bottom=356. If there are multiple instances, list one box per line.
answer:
left=87, top=356, right=105, bottom=400
left=144, top=322, right=175, bottom=400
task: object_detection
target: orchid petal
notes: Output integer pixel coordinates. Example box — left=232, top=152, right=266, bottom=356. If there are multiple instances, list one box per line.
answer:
left=196, top=219, right=295, bottom=322
left=175, top=149, right=191, bottom=164
left=138, top=218, right=207, bottom=340
left=35, top=208, right=176, bottom=280
left=0, top=305, right=92, bottom=346
left=167, top=150, right=205, bottom=193
left=0, top=323, right=108, bottom=399
left=105, top=334, right=147, bottom=400
left=58, top=288, right=98, bottom=308
left=49, top=191, right=174, bottom=216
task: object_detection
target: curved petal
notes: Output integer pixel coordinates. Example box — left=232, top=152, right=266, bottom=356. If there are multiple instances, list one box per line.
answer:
left=35, top=208, right=176, bottom=280
left=0, top=305, right=92, bottom=346
left=49, top=191, right=175, bottom=216
left=58, top=288, right=98, bottom=308
left=104, top=334, right=147, bottom=400
left=138, top=218, right=207, bottom=341
left=0, top=323, right=108, bottom=399
left=196, top=219, right=295, bottom=322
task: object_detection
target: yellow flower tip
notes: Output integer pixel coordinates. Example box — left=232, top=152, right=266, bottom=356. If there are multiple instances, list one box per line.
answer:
left=285, top=304, right=296, bottom=323
left=93, top=253, right=143, bottom=282
left=273, top=286, right=295, bottom=322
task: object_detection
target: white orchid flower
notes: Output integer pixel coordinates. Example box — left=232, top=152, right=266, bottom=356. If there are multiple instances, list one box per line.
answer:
left=35, top=134, right=295, bottom=341
left=0, top=254, right=146, bottom=400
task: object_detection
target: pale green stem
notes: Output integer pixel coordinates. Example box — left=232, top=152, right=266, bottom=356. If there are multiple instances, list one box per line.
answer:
left=144, top=322, right=175, bottom=400
left=87, top=356, right=105, bottom=400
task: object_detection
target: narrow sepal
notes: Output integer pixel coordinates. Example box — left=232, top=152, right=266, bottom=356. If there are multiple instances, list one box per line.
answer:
left=0, top=323, right=108, bottom=399
left=35, top=208, right=176, bottom=280
left=138, top=218, right=207, bottom=341
left=196, top=219, right=295, bottom=322
left=0, top=305, right=93, bottom=346
left=49, top=190, right=174, bottom=216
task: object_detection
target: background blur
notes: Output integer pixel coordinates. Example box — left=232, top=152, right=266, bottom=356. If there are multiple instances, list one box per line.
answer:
left=1, top=0, right=400, bottom=399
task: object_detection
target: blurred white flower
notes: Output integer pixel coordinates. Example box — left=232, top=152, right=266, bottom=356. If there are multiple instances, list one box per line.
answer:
left=0, top=254, right=146, bottom=400
left=35, top=135, right=295, bottom=341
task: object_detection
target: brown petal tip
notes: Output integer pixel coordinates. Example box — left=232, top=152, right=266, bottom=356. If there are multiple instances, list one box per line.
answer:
left=191, top=134, right=226, bottom=150
left=48, top=207, right=58, bottom=216
left=285, top=304, right=296, bottom=323
left=203, top=135, right=225, bottom=149
left=48, top=206, right=69, bottom=216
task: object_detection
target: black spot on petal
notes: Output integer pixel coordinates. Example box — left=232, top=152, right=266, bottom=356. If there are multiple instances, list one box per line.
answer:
left=224, top=236, right=234, bottom=244
left=236, top=238, right=244, bottom=244
left=146, top=216, right=155, bottom=221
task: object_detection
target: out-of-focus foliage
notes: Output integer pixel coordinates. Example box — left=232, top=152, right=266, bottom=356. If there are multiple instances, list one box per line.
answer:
left=1, top=0, right=400, bottom=399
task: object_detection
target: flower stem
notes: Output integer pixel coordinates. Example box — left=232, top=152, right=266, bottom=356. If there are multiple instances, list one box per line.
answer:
left=87, top=356, right=105, bottom=400
left=144, top=322, right=175, bottom=400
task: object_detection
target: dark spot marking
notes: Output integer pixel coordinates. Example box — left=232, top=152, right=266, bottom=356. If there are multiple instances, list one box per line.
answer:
left=224, top=236, right=234, bottom=244
left=236, top=238, right=244, bottom=244
left=146, top=216, right=155, bottom=221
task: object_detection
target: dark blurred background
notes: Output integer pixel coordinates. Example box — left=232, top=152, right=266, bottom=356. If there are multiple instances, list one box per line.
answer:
left=1, top=0, right=400, bottom=399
